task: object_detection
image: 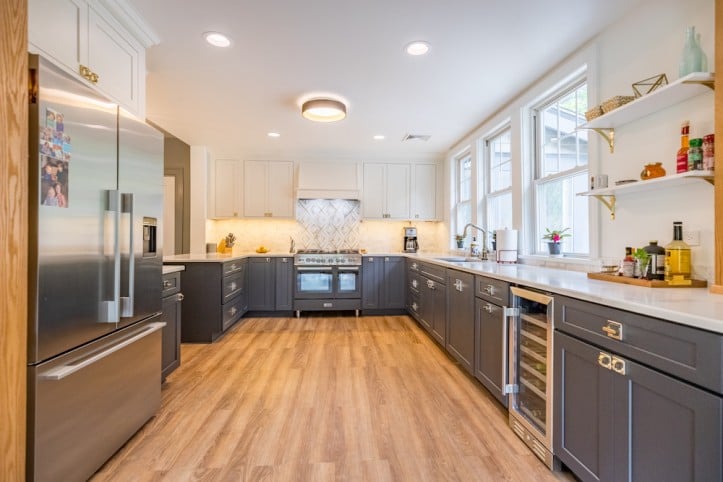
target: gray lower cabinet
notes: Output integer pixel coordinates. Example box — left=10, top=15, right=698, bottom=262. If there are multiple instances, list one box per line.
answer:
left=363, top=256, right=406, bottom=311
left=275, top=257, right=293, bottom=310
left=474, top=275, right=510, bottom=406
left=446, top=269, right=475, bottom=374
left=165, top=259, right=247, bottom=343
left=248, top=257, right=275, bottom=311
left=412, top=261, right=446, bottom=345
left=161, top=271, right=182, bottom=381
left=554, top=296, right=723, bottom=482
left=248, top=256, right=294, bottom=312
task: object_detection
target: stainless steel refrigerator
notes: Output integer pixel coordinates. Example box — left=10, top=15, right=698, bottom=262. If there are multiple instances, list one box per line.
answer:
left=27, top=54, right=165, bottom=482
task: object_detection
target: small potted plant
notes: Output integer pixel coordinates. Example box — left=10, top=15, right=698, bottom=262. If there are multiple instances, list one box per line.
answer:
left=454, top=234, right=465, bottom=249
left=542, top=228, right=570, bottom=256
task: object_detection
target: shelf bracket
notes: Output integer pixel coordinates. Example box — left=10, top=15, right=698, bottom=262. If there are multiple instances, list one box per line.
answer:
left=590, top=128, right=615, bottom=153
left=682, top=79, right=715, bottom=91
left=592, top=194, right=616, bottom=220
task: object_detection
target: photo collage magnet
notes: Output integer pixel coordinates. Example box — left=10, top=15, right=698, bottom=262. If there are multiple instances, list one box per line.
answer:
left=40, top=107, right=70, bottom=208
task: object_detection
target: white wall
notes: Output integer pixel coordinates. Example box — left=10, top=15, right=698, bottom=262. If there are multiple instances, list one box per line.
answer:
left=446, top=0, right=715, bottom=280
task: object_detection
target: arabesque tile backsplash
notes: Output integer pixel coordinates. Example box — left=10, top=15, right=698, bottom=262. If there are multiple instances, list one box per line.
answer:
left=207, top=199, right=445, bottom=254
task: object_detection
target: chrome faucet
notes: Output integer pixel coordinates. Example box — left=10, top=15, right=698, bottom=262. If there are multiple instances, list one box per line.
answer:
left=459, top=223, right=488, bottom=260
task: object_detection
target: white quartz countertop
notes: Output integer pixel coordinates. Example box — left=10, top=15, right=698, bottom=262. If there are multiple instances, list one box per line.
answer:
left=164, top=252, right=294, bottom=263
left=164, top=251, right=723, bottom=333
left=409, top=254, right=723, bottom=335
left=162, top=265, right=185, bottom=275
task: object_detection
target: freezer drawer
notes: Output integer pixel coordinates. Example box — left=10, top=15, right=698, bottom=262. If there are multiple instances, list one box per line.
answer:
left=27, top=317, right=164, bottom=482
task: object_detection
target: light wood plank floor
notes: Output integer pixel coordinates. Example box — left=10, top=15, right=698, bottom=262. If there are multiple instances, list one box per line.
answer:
left=92, top=315, right=575, bottom=481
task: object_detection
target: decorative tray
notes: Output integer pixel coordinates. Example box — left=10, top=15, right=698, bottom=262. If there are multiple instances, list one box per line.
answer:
left=587, top=272, right=708, bottom=288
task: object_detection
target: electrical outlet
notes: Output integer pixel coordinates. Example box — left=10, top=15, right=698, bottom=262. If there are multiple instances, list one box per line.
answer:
left=683, top=230, right=700, bottom=246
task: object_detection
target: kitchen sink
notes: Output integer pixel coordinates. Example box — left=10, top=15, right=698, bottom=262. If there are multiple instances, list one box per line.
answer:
left=434, top=256, right=484, bottom=263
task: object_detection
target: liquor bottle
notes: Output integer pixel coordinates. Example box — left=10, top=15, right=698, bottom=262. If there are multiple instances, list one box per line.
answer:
left=664, top=222, right=692, bottom=283
left=643, top=240, right=665, bottom=280
left=676, top=121, right=690, bottom=173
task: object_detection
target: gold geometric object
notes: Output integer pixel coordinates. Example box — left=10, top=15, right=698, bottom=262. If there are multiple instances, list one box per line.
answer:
left=632, top=73, right=668, bottom=98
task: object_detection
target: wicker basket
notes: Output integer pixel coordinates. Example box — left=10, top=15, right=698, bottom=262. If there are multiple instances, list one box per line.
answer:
left=585, top=105, right=604, bottom=121
left=601, top=95, right=636, bottom=113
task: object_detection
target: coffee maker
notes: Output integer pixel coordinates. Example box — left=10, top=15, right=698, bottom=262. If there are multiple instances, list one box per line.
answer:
left=403, top=227, right=419, bottom=253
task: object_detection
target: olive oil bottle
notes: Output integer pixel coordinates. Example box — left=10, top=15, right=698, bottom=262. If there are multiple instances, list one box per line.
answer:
left=664, top=221, right=691, bottom=284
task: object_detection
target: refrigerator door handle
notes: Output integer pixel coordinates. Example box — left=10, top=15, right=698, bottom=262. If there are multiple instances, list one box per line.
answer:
left=38, top=322, right=166, bottom=381
left=120, top=192, right=135, bottom=317
left=100, top=190, right=121, bottom=323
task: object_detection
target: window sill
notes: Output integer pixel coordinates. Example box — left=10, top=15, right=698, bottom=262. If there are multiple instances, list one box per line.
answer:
left=518, top=254, right=598, bottom=273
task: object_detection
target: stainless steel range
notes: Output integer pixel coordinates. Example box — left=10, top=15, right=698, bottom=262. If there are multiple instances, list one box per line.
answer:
left=293, top=249, right=362, bottom=317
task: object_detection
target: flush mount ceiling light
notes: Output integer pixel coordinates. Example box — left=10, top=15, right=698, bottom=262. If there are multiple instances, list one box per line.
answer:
left=301, top=98, right=347, bottom=122
left=203, top=31, right=231, bottom=47
left=405, top=40, right=430, bottom=56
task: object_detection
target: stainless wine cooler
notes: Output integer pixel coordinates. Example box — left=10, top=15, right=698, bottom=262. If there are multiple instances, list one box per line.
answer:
left=506, top=286, right=559, bottom=470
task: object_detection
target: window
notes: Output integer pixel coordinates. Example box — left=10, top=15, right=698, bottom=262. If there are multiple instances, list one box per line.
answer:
left=455, top=152, right=472, bottom=243
left=533, top=80, right=589, bottom=255
left=485, top=128, right=513, bottom=233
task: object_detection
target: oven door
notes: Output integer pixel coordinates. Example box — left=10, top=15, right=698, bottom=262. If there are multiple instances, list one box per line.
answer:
left=295, top=267, right=334, bottom=299
left=336, top=266, right=361, bottom=299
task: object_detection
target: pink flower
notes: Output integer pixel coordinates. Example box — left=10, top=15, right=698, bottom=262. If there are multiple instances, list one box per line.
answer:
left=552, top=233, right=560, bottom=243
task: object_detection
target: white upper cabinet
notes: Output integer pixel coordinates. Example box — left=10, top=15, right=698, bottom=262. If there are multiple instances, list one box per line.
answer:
left=410, top=163, right=438, bottom=220
left=362, top=163, right=410, bottom=220
left=212, top=160, right=242, bottom=218
left=28, top=0, right=147, bottom=117
left=243, top=161, right=294, bottom=218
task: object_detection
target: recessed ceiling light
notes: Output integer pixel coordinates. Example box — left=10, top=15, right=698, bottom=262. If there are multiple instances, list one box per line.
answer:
left=405, top=41, right=430, bottom=56
left=301, top=98, right=347, bottom=122
left=204, top=32, right=231, bottom=48
left=373, top=135, right=385, bottom=140
left=267, top=132, right=281, bottom=138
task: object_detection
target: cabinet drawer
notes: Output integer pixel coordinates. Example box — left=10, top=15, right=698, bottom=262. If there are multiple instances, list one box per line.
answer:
left=419, top=262, right=446, bottom=284
left=222, top=296, right=244, bottom=332
left=161, top=272, right=180, bottom=297
left=223, top=259, right=244, bottom=276
left=475, top=276, right=509, bottom=305
left=408, top=291, right=421, bottom=319
left=556, top=295, right=723, bottom=395
left=222, top=271, right=244, bottom=303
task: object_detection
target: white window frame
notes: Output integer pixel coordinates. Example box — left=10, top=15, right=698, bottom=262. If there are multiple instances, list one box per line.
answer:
left=453, top=150, right=472, bottom=245
left=530, top=76, right=590, bottom=256
left=483, top=124, right=513, bottom=233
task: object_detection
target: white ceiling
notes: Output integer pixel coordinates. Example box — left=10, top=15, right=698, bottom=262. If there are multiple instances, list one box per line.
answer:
left=130, top=0, right=643, bottom=162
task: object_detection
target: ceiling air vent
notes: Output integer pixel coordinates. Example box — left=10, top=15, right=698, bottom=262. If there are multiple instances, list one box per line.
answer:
left=402, top=133, right=431, bottom=142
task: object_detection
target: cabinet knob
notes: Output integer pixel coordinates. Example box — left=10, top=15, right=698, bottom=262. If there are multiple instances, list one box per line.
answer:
left=412, top=279, right=418, bottom=288
left=176, top=293, right=185, bottom=302
left=229, top=307, right=237, bottom=316
left=485, top=284, right=495, bottom=295
left=266, top=257, right=271, bottom=262
left=369, top=257, right=374, bottom=262
left=598, top=351, right=612, bottom=370
left=611, top=356, right=627, bottom=375
left=427, top=280, right=435, bottom=290
left=163, top=280, right=172, bottom=288
left=483, top=303, right=493, bottom=313
left=282, top=258, right=288, bottom=263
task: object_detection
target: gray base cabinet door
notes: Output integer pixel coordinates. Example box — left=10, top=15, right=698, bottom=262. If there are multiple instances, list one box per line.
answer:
left=362, top=257, right=382, bottom=309
left=474, top=298, right=507, bottom=406
left=446, top=270, right=475, bottom=374
left=248, top=257, right=275, bottom=311
left=382, top=257, right=406, bottom=309
left=275, top=257, right=293, bottom=310
left=419, top=279, right=446, bottom=345
left=160, top=292, right=182, bottom=380
left=555, top=331, right=723, bottom=482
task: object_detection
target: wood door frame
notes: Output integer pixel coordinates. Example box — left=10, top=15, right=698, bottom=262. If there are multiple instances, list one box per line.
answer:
left=0, top=0, right=28, bottom=479
left=714, top=1, right=723, bottom=294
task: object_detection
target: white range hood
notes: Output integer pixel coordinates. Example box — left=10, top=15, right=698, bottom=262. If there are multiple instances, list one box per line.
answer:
left=296, top=161, right=361, bottom=199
